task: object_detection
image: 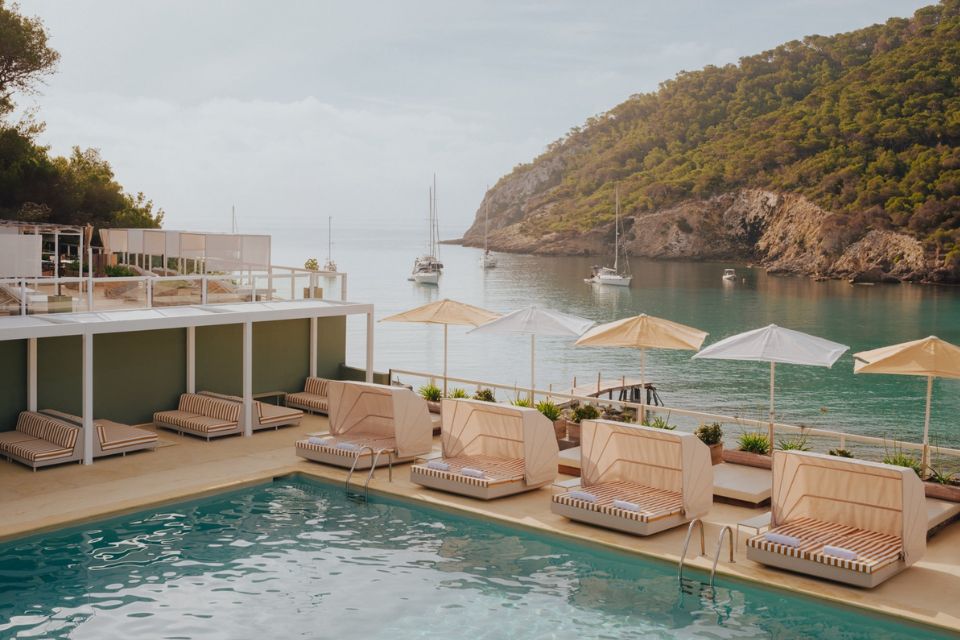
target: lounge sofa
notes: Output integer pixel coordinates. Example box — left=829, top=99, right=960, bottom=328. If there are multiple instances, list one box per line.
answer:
left=286, top=377, right=331, bottom=414
left=0, top=411, right=82, bottom=469
left=153, top=393, right=242, bottom=440
left=39, top=409, right=158, bottom=457
left=199, top=391, right=303, bottom=431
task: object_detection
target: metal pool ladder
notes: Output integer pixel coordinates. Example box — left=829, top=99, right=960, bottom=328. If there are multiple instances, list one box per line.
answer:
left=709, top=525, right=736, bottom=586
left=345, top=446, right=393, bottom=500
left=677, top=519, right=705, bottom=580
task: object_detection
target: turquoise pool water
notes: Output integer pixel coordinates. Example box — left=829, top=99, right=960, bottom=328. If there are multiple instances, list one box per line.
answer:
left=0, top=477, right=952, bottom=639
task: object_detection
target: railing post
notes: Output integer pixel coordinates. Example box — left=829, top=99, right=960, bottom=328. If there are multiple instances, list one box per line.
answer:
left=201, top=276, right=208, bottom=304
left=146, top=277, right=153, bottom=309
left=340, top=273, right=348, bottom=301
left=20, top=280, right=26, bottom=316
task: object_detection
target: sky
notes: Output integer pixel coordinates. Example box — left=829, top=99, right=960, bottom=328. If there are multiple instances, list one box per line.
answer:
left=19, top=0, right=931, bottom=236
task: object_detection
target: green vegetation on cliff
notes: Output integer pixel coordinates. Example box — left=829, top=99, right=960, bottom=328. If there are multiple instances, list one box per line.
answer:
left=0, top=1, right=162, bottom=229
left=508, top=1, right=960, bottom=265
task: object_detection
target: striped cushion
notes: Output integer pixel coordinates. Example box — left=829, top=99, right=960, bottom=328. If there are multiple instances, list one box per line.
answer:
left=154, top=410, right=237, bottom=433
left=747, top=517, right=902, bottom=573
left=286, top=392, right=328, bottom=412
left=304, top=377, right=330, bottom=396
left=15, top=412, right=79, bottom=449
left=176, top=394, right=240, bottom=422
left=5, top=438, right=73, bottom=462
left=552, top=481, right=684, bottom=523
left=412, top=455, right=525, bottom=488
left=97, top=423, right=157, bottom=451
left=296, top=433, right=397, bottom=458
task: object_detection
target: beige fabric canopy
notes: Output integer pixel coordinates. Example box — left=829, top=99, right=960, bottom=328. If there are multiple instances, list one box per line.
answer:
left=579, top=419, right=713, bottom=519
left=772, top=451, right=926, bottom=566
left=326, top=381, right=432, bottom=458
left=382, top=299, right=500, bottom=394
left=854, top=336, right=960, bottom=470
left=440, top=398, right=558, bottom=486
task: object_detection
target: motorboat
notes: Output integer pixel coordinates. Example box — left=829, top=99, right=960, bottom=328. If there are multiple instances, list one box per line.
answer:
left=722, top=268, right=736, bottom=281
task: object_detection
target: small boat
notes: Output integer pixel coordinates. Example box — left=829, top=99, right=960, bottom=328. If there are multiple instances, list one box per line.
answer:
left=323, top=216, right=337, bottom=272
left=585, top=185, right=632, bottom=287
left=479, top=201, right=497, bottom=269
left=411, top=175, right=442, bottom=285
left=722, top=268, right=736, bottom=281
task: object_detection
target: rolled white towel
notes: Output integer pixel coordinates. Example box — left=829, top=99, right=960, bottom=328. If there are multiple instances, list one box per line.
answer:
left=426, top=459, right=450, bottom=471
left=612, top=499, right=640, bottom=512
left=307, top=436, right=332, bottom=446
left=764, top=532, right=801, bottom=548
left=335, top=441, right=362, bottom=452
left=822, top=545, right=858, bottom=561
left=460, top=467, right=485, bottom=479
left=566, top=490, right=597, bottom=503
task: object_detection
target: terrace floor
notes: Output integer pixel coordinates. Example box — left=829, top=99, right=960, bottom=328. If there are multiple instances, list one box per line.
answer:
left=1, top=414, right=958, bottom=634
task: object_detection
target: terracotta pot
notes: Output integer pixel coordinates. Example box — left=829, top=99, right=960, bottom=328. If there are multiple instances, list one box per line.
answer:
left=566, top=420, right=581, bottom=443
left=925, top=481, right=960, bottom=502
left=425, top=400, right=441, bottom=414
left=708, top=442, right=723, bottom=466
left=721, top=449, right=772, bottom=469
left=553, top=419, right=567, bottom=441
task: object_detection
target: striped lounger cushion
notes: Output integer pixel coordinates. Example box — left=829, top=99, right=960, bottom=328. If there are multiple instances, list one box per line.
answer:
left=297, top=434, right=397, bottom=457
left=16, top=413, right=79, bottom=450
left=155, top=411, right=237, bottom=433
left=5, top=438, right=73, bottom=462
left=747, top=517, right=902, bottom=573
left=553, top=481, right=684, bottom=523
left=286, top=393, right=328, bottom=412
left=97, top=423, right=157, bottom=451
left=258, top=406, right=303, bottom=426
left=413, top=455, right=526, bottom=488
left=304, top=378, right=329, bottom=396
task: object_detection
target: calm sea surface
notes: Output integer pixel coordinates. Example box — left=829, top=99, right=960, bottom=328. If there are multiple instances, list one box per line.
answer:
left=262, top=220, right=960, bottom=447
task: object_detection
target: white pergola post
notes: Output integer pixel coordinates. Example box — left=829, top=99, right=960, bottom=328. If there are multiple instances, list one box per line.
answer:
left=365, top=312, right=374, bottom=383
left=309, top=317, right=318, bottom=378
left=186, top=326, right=196, bottom=393
left=340, top=274, right=348, bottom=301
left=27, top=338, right=37, bottom=411
left=82, top=333, right=94, bottom=465
left=242, top=321, right=253, bottom=437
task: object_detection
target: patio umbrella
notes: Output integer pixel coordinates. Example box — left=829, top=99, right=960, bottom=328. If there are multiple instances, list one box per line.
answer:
left=381, top=299, right=500, bottom=394
left=853, top=336, right=960, bottom=471
left=575, top=313, right=708, bottom=418
left=468, top=306, right=595, bottom=399
left=693, top=324, right=848, bottom=447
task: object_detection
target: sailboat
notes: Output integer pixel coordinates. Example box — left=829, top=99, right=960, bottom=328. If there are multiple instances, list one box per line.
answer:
left=323, top=216, right=337, bottom=272
left=585, top=184, right=632, bottom=287
left=479, top=201, right=497, bottom=269
left=411, top=175, right=443, bottom=285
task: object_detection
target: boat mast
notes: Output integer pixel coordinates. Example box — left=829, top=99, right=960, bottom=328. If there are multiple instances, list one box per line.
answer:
left=432, top=173, right=439, bottom=259
left=614, top=185, right=620, bottom=273
left=327, top=216, right=333, bottom=262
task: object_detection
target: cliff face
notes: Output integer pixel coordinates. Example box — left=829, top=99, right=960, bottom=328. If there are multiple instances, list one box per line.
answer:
left=463, top=187, right=951, bottom=283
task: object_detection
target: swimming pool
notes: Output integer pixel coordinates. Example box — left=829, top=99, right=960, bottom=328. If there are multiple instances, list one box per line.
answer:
left=0, top=477, right=952, bottom=639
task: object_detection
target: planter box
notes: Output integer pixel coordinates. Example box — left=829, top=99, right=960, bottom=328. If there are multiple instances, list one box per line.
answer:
left=302, top=286, right=324, bottom=299
left=722, top=449, right=772, bottom=469
left=708, top=443, right=723, bottom=466
left=553, top=419, right=567, bottom=441
left=425, top=401, right=442, bottom=414
left=565, top=420, right=581, bottom=443
left=925, top=481, right=960, bottom=502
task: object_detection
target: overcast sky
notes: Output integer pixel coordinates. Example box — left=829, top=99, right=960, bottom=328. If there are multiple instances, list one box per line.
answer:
left=20, top=0, right=929, bottom=235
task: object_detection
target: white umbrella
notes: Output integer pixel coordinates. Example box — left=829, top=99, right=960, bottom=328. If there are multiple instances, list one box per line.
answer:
left=692, top=324, right=849, bottom=446
left=469, top=306, right=595, bottom=398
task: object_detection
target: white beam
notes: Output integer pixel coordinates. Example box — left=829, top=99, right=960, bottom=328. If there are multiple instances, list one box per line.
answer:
left=82, top=333, right=93, bottom=465
left=242, top=321, right=253, bottom=437
left=309, top=317, right=317, bottom=378
left=365, top=312, right=374, bottom=383
left=186, top=326, right=196, bottom=393
left=27, top=337, right=37, bottom=411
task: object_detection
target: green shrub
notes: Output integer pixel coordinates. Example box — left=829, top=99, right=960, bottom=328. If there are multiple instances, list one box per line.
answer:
left=473, top=388, right=496, bottom=402
left=448, top=388, right=468, bottom=399
left=104, top=265, right=137, bottom=277
left=777, top=435, right=810, bottom=451
left=511, top=396, right=532, bottom=408
left=738, top=432, right=770, bottom=455
left=304, top=258, right=319, bottom=271
left=695, top=422, right=723, bottom=446
left=572, top=404, right=600, bottom=423
left=642, top=415, right=676, bottom=430
left=882, top=450, right=922, bottom=477
left=828, top=448, right=854, bottom=458
left=536, top=400, right=561, bottom=422
left=418, top=384, right=442, bottom=402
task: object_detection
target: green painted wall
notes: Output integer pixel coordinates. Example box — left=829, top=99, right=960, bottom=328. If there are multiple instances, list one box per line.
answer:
left=0, top=340, right=26, bottom=429
left=37, top=335, right=81, bottom=417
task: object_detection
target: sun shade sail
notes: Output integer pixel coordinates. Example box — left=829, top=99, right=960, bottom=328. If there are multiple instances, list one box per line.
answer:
left=326, top=381, right=432, bottom=458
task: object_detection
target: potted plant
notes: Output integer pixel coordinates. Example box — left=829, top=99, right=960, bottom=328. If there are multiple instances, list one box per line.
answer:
left=828, top=448, right=854, bottom=458
left=510, top=396, right=533, bottom=408
left=695, top=422, right=723, bottom=465
left=925, top=466, right=960, bottom=502
left=448, top=388, right=468, bottom=399
left=777, top=435, right=810, bottom=452
left=418, top=383, right=443, bottom=413
left=473, top=388, right=496, bottom=403
left=536, top=400, right=565, bottom=441
left=566, top=404, right=599, bottom=443
left=642, top=415, right=676, bottom=430
left=722, top=431, right=772, bottom=469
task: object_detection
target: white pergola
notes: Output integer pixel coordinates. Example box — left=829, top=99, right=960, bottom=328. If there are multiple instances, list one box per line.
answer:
left=0, top=299, right=375, bottom=465
left=0, top=220, right=88, bottom=279
left=99, top=229, right=272, bottom=274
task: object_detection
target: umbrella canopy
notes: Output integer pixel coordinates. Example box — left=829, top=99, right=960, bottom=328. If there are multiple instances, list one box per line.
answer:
left=575, top=314, right=708, bottom=415
left=853, top=336, right=960, bottom=471
left=693, top=324, right=849, bottom=447
left=469, top=306, right=595, bottom=396
left=381, top=299, right=500, bottom=394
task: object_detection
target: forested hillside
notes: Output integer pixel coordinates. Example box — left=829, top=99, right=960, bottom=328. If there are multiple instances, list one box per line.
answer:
left=465, top=1, right=960, bottom=281
left=0, top=1, right=161, bottom=229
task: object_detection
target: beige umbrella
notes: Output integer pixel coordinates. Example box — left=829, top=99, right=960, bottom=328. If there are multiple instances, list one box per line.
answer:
left=854, top=336, right=960, bottom=471
left=382, top=299, right=500, bottom=394
left=575, top=313, right=708, bottom=419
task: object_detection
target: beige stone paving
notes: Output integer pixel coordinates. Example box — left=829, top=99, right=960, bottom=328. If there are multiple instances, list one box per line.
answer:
left=1, top=414, right=958, bottom=634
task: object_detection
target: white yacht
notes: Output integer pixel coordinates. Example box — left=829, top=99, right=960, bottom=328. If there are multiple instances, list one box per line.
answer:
left=411, top=176, right=443, bottom=285
left=323, top=216, right=337, bottom=272
left=479, top=203, right=497, bottom=269
left=585, top=185, right=632, bottom=287
left=722, top=268, right=736, bottom=281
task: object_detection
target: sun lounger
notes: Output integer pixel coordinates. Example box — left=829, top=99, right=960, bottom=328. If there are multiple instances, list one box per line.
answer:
left=295, top=381, right=432, bottom=470
left=153, top=393, right=242, bottom=440
left=0, top=411, right=82, bottom=469
left=198, top=391, right=303, bottom=431
left=551, top=420, right=712, bottom=535
left=39, top=409, right=158, bottom=457
left=410, top=399, right=558, bottom=500
left=745, top=451, right=926, bottom=588
left=286, top=377, right=331, bottom=414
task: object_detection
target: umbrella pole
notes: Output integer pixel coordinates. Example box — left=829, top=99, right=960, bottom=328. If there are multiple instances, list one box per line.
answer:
left=443, top=324, right=448, bottom=397
left=768, top=361, right=776, bottom=451
left=922, top=375, right=932, bottom=474
left=530, top=334, right=536, bottom=403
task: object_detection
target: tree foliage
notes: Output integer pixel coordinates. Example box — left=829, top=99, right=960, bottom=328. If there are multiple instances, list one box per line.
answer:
left=504, top=1, right=960, bottom=263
